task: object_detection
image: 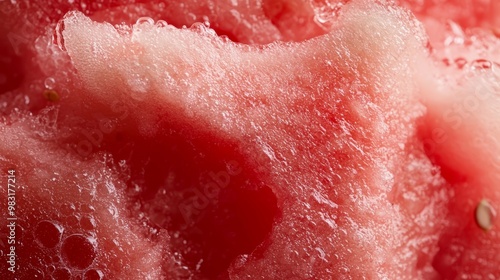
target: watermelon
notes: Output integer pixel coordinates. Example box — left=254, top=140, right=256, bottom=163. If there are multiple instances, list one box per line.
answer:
left=0, top=0, right=499, bottom=279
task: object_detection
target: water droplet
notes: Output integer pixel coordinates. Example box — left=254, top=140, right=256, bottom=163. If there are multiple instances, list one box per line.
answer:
left=52, top=267, right=72, bottom=280
left=105, top=181, right=116, bottom=194
left=44, top=77, right=56, bottom=89
left=128, top=73, right=150, bottom=100
left=24, top=95, right=30, bottom=105
left=219, top=35, right=231, bottom=43
left=48, top=265, right=56, bottom=273
left=51, top=255, right=61, bottom=264
left=34, top=220, right=63, bottom=248
left=155, top=20, right=168, bottom=28
left=471, top=59, right=492, bottom=71
left=339, top=266, right=350, bottom=273
left=61, top=203, right=76, bottom=215
left=444, top=20, right=465, bottom=46
left=80, top=204, right=95, bottom=213
left=313, top=2, right=343, bottom=29
left=187, top=13, right=197, bottom=22
left=190, top=22, right=208, bottom=33
left=314, top=13, right=330, bottom=25
left=83, top=269, right=104, bottom=280
left=61, top=234, right=97, bottom=270
left=195, top=259, right=204, bottom=271
left=80, top=215, right=97, bottom=231
left=136, top=17, right=154, bottom=26
left=315, top=247, right=326, bottom=260
left=25, top=267, right=44, bottom=278
left=108, top=205, right=118, bottom=218
left=54, top=20, right=66, bottom=51
left=202, top=16, right=210, bottom=27
left=442, top=58, right=451, bottom=67
left=454, top=58, right=468, bottom=69
left=475, top=199, right=496, bottom=231
left=229, top=9, right=240, bottom=24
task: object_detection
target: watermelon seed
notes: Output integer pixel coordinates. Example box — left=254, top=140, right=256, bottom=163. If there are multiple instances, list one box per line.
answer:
left=475, top=199, right=496, bottom=231
left=43, top=89, right=60, bottom=102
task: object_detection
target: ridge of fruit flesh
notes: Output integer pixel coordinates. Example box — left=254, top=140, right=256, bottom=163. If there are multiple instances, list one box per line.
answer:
left=1, top=0, right=500, bottom=279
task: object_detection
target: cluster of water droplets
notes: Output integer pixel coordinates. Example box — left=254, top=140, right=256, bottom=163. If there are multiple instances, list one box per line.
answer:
left=23, top=76, right=71, bottom=140
left=134, top=16, right=219, bottom=38
left=32, top=202, right=104, bottom=279
left=53, top=19, right=67, bottom=52
left=443, top=57, right=496, bottom=71
left=313, top=0, right=345, bottom=30
left=134, top=16, right=175, bottom=31
left=438, top=19, right=500, bottom=81
left=2, top=19, right=72, bottom=115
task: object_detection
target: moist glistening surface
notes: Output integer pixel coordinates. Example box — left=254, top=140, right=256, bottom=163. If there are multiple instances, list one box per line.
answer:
left=1, top=0, right=500, bottom=279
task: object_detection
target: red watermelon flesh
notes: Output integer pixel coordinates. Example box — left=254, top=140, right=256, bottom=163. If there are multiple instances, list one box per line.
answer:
left=1, top=0, right=500, bottom=279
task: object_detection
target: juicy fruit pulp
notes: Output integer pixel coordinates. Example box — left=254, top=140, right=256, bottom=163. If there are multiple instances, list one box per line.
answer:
left=1, top=0, right=500, bottom=279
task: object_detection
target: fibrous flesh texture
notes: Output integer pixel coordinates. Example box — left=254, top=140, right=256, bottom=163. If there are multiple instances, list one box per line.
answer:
left=1, top=0, right=500, bottom=279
